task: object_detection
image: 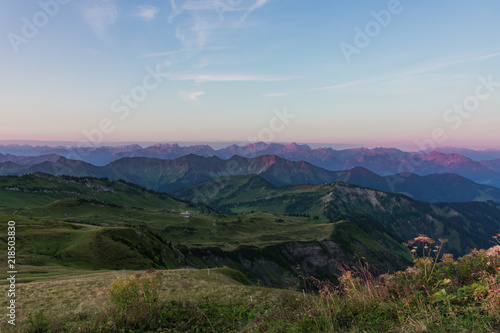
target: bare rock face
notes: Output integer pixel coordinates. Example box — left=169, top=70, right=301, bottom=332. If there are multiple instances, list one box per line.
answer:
left=234, top=240, right=358, bottom=287
left=281, top=241, right=353, bottom=269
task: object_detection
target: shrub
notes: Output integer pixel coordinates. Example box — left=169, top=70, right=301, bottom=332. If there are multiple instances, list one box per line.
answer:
left=26, top=309, right=50, bottom=333
left=108, top=268, right=163, bottom=326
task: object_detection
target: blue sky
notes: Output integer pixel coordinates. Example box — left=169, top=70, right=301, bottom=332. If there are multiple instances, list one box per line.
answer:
left=1, top=0, right=500, bottom=150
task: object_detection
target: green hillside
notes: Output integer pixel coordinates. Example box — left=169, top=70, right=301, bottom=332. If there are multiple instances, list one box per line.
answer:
left=0, top=215, right=187, bottom=285
left=0, top=173, right=192, bottom=211
left=175, top=175, right=500, bottom=256
left=0, top=174, right=414, bottom=288
left=2, top=173, right=500, bottom=292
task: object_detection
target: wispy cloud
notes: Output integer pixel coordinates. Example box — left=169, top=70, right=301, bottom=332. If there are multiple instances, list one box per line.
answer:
left=141, top=49, right=184, bottom=58
left=263, top=92, right=290, bottom=97
left=140, top=0, right=273, bottom=71
left=178, top=90, right=205, bottom=101
left=241, top=0, right=269, bottom=22
left=399, top=51, right=500, bottom=77
left=142, top=46, right=231, bottom=57
left=171, top=74, right=290, bottom=83
left=315, top=51, right=500, bottom=92
left=136, top=5, right=159, bottom=21
left=167, top=0, right=271, bottom=51
left=80, top=0, right=118, bottom=40
left=314, top=78, right=380, bottom=91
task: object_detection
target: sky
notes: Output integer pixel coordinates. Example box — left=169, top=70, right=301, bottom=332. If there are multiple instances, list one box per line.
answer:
left=1, top=0, right=500, bottom=150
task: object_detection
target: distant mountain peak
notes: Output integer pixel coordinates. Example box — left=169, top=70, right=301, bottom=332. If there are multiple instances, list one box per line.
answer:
left=284, top=142, right=311, bottom=151
left=420, top=151, right=474, bottom=164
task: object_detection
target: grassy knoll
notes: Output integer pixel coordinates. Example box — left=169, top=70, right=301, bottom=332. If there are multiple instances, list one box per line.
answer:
left=0, top=173, right=195, bottom=213
left=0, top=214, right=186, bottom=278
left=0, top=267, right=298, bottom=332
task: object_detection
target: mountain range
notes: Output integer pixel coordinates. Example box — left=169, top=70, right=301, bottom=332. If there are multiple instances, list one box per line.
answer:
left=1, top=154, right=500, bottom=203
left=1, top=142, right=500, bottom=187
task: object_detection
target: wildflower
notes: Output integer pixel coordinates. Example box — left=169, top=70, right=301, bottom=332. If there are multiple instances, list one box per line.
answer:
left=403, top=241, right=413, bottom=247
left=487, top=245, right=500, bottom=258
left=414, top=234, right=434, bottom=244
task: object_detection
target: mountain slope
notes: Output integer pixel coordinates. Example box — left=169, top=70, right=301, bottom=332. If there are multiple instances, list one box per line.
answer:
left=0, top=155, right=336, bottom=193
left=3, top=154, right=500, bottom=203
left=0, top=173, right=413, bottom=287
left=0, top=153, right=62, bottom=165
left=177, top=178, right=500, bottom=256
left=174, top=166, right=500, bottom=204
left=0, top=172, right=191, bottom=212
left=0, top=215, right=186, bottom=270
left=3, top=173, right=500, bottom=288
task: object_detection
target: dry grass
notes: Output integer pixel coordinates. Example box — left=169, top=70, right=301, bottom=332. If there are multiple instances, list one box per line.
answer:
left=0, top=266, right=297, bottom=331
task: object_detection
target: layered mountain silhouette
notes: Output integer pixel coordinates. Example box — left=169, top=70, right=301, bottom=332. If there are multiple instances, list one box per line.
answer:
left=1, top=154, right=500, bottom=203
left=1, top=142, right=500, bottom=187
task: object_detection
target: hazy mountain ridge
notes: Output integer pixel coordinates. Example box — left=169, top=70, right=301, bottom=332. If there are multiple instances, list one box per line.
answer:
left=2, top=143, right=500, bottom=187
left=0, top=154, right=500, bottom=202
left=0, top=153, right=62, bottom=165
left=3, top=153, right=498, bottom=203
left=0, top=154, right=335, bottom=193
left=425, top=147, right=500, bottom=161
left=175, top=172, right=500, bottom=209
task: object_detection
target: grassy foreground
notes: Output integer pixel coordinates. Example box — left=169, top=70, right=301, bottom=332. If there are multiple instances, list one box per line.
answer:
left=1, top=234, right=500, bottom=333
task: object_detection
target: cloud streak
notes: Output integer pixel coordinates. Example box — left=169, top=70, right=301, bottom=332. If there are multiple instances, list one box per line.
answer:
left=141, top=49, right=184, bottom=58
left=137, top=5, right=159, bottom=21
left=171, top=74, right=291, bottom=83
left=179, top=90, right=205, bottom=101
left=263, top=92, right=290, bottom=97
left=315, top=51, right=500, bottom=92
left=241, top=0, right=269, bottom=22
left=80, top=0, right=118, bottom=39
left=166, top=0, right=272, bottom=52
